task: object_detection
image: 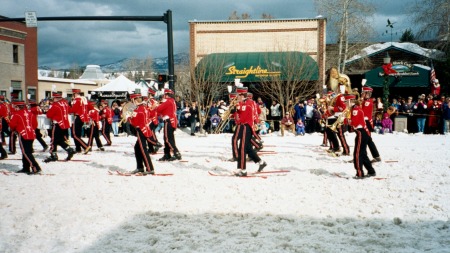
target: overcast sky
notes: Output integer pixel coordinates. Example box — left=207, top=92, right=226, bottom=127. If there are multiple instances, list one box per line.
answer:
left=3, top=0, right=413, bottom=69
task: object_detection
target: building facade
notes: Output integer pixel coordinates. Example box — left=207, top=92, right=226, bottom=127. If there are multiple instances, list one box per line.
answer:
left=189, top=18, right=327, bottom=85
left=0, top=18, right=38, bottom=101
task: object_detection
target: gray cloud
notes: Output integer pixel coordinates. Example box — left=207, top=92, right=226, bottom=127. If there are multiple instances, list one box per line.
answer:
left=3, top=0, right=412, bottom=68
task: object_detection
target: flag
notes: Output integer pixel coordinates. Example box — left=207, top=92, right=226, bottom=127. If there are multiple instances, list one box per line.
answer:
left=430, top=62, right=436, bottom=84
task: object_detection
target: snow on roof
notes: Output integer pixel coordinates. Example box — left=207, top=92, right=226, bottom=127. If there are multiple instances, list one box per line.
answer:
left=345, top=42, right=445, bottom=64
left=39, top=76, right=96, bottom=85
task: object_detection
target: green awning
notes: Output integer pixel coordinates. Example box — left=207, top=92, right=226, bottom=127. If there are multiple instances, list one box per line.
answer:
left=365, top=65, right=430, bottom=88
left=195, top=52, right=319, bottom=82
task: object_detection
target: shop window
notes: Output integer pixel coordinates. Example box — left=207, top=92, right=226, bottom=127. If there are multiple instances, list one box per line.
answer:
left=27, top=88, right=36, bottom=100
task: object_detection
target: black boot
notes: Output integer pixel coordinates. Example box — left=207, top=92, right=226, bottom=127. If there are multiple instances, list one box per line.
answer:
left=43, top=153, right=58, bottom=163
left=66, top=148, right=76, bottom=161
left=158, top=155, right=171, bottom=161
left=173, top=152, right=182, bottom=160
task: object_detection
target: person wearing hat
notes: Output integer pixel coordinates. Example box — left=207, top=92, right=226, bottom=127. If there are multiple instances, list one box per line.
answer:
left=361, top=87, right=381, bottom=163
left=146, top=88, right=163, bottom=153
left=349, top=97, right=376, bottom=179
left=29, top=100, right=49, bottom=152
left=325, top=84, right=350, bottom=156
left=69, top=89, right=91, bottom=154
left=99, top=100, right=113, bottom=146
left=86, top=101, right=105, bottom=152
left=9, top=101, right=43, bottom=174
left=155, top=89, right=181, bottom=161
left=44, top=93, right=76, bottom=162
left=232, top=89, right=267, bottom=176
left=127, top=93, right=155, bottom=174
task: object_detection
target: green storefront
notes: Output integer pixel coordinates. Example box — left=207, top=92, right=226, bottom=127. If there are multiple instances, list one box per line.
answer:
left=195, top=51, right=319, bottom=83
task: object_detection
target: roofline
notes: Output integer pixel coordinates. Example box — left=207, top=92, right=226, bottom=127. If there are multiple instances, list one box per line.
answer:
left=345, top=44, right=444, bottom=65
left=188, top=17, right=326, bottom=24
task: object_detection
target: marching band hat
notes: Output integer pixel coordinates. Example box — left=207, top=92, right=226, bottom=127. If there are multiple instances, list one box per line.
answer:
left=130, top=93, right=142, bottom=100
left=247, top=92, right=253, bottom=98
left=12, top=100, right=26, bottom=107
left=164, top=88, right=174, bottom=94
left=362, top=87, right=373, bottom=92
left=52, top=93, right=62, bottom=99
left=148, top=88, right=156, bottom=95
left=0, top=95, right=4, bottom=100
left=72, top=89, right=81, bottom=94
left=229, top=93, right=238, bottom=99
left=344, top=94, right=356, bottom=100
left=236, top=87, right=248, bottom=94
left=28, top=100, right=38, bottom=106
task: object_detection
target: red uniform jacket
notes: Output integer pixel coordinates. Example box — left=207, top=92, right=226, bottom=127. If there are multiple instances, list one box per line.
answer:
left=88, top=108, right=101, bottom=128
left=9, top=108, right=36, bottom=140
left=250, top=99, right=261, bottom=124
left=147, top=98, right=159, bottom=125
left=334, top=94, right=347, bottom=113
left=70, top=97, right=89, bottom=123
left=102, top=106, right=113, bottom=124
left=350, top=105, right=369, bottom=135
left=46, top=100, right=71, bottom=129
left=156, top=97, right=178, bottom=129
left=236, top=99, right=254, bottom=127
left=361, top=98, right=374, bottom=121
left=130, top=104, right=152, bottom=138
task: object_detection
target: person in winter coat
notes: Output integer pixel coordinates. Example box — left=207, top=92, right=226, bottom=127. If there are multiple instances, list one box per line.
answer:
left=188, top=101, right=199, bottom=136
left=427, top=98, right=441, bottom=134
left=413, top=98, right=427, bottom=133
left=381, top=113, right=393, bottom=134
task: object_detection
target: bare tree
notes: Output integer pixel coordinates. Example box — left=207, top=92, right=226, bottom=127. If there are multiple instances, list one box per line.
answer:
left=190, top=57, right=230, bottom=134
left=67, top=63, right=83, bottom=79
left=261, top=13, right=275, bottom=19
left=258, top=52, right=319, bottom=116
left=409, top=0, right=450, bottom=51
left=315, top=0, right=376, bottom=73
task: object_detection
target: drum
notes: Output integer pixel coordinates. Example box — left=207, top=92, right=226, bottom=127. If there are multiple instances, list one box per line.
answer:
left=37, top=115, right=51, bottom=129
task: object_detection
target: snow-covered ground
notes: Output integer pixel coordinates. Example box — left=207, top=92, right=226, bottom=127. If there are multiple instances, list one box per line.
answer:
left=0, top=129, right=449, bottom=253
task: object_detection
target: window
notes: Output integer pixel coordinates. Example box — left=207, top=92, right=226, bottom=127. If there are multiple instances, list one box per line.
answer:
left=13, top=45, right=18, bottom=64
left=27, top=88, right=36, bottom=100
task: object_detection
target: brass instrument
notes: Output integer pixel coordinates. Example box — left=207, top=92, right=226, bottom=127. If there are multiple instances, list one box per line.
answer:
left=387, top=106, right=397, bottom=116
left=214, top=97, right=238, bottom=134
left=119, top=101, right=137, bottom=126
left=328, top=108, right=351, bottom=132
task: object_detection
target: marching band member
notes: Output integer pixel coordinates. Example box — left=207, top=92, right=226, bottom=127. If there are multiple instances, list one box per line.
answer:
left=156, top=88, right=182, bottom=161
left=128, top=93, right=155, bottom=174
left=9, top=101, right=42, bottom=174
left=100, top=100, right=113, bottom=146
left=29, top=100, right=48, bottom=152
left=326, top=84, right=350, bottom=156
left=86, top=101, right=104, bottom=151
left=69, top=89, right=91, bottom=154
left=228, top=93, right=240, bottom=162
left=247, top=92, right=264, bottom=151
left=361, top=86, right=381, bottom=163
left=146, top=88, right=162, bottom=153
left=44, top=93, right=76, bottom=163
left=233, top=87, right=266, bottom=177
left=349, top=96, right=376, bottom=179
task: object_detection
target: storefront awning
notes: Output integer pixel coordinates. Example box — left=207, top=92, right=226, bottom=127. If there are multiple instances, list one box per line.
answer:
left=365, top=65, right=430, bottom=88
left=195, top=52, right=319, bottom=82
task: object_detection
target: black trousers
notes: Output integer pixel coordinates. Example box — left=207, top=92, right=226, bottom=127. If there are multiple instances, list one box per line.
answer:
left=325, top=118, right=339, bottom=150
left=72, top=116, right=89, bottom=151
left=49, top=124, right=70, bottom=153
left=101, top=119, right=112, bottom=145
left=1, top=117, right=10, bottom=143
left=236, top=124, right=261, bottom=170
left=135, top=128, right=154, bottom=172
left=163, top=119, right=179, bottom=156
left=365, top=119, right=380, bottom=158
left=231, top=124, right=242, bottom=160
left=353, top=128, right=375, bottom=177
left=35, top=129, right=47, bottom=149
left=18, top=137, right=41, bottom=172
left=87, top=124, right=103, bottom=148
